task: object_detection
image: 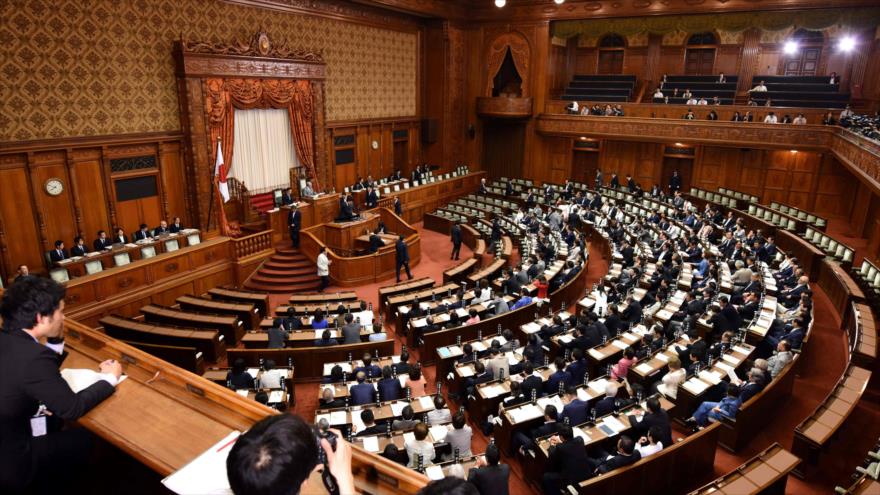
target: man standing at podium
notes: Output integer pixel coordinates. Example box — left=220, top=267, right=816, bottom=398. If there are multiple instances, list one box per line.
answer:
left=288, top=204, right=301, bottom=248
left=395, top=235, right=413, bottom=283
left=0, top=277, right=123, bottom=494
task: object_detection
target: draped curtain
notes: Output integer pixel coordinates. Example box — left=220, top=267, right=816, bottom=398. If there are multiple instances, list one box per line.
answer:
left=552, top=7, right=880, bottom=38
left=205, top=78, right=319, bottom=191
left=485, top=33, right=531, bottom=97
left=232, top=109, right=300, bottom=191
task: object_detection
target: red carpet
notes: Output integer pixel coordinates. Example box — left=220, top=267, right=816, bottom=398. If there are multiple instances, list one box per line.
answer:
left=276, top=221, right=879, bottom=494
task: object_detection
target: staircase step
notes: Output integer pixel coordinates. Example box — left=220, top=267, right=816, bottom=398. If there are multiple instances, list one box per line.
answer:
left=271, top=253, right=310, bottom=262
left=248, top=273, right=321, bottom=285
left=243, top=279, right=322, bottom=293
left=257, top=267, right=315, bottom=278
left=264, top=260, right=313, bottom=270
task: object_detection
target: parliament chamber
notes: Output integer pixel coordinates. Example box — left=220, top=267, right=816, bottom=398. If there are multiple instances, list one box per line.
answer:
left=1, top=1, right=880, bottom=494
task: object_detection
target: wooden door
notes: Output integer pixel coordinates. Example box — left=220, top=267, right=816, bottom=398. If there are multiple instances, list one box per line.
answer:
left=784, top=47, right=821, bottom=76
left=661, top=157, right=693, bottom=192
left=685, top=49, right=715, bottom=75
left=572, top=151, right=598, bottom=184
left=598, top=50, right=624, bottom=74
left=482, top=120, right=525, bottom=179
left=393, top=141, right=408, bottom=171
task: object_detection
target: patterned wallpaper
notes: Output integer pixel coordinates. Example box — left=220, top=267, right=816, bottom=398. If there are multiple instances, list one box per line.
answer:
left=0, top=0, right=417, bottom=142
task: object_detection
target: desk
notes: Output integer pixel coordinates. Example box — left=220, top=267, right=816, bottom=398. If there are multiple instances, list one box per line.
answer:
left=323, top=212, right=380, bottom=252
left=775, top=230, right=825, bottom=281
left=689, top=443, right=799, bottom=495
left=818, top=260, right=866, bottom=321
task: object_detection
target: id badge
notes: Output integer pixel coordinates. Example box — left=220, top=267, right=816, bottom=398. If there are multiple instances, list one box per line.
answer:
left=31, top=404, right=48, bottom=437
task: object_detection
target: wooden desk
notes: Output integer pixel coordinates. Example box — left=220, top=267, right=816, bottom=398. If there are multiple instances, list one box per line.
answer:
left=689, top=443, right=799, bottom=495
left=99, top=314, right=224, bottom=362
left=176, top=295, right=260, bottom=331
left=53, top=230, right=201, bottom=278
left=323, top=212, right=381, bottom=252
left=818, top=260, right=867, bottom=322
left=227, top=339, right=396, bottom=381
left=775, top=230, right=825, bottom=282
left=207, top=287, right=268, bottom=316
left=140, top=303, right=243, bottom=346
left=847, top=302, right=877, bottom=369
left=289, top=291, right=359, bottom=305
left=379, top=278, right=435, bottom=307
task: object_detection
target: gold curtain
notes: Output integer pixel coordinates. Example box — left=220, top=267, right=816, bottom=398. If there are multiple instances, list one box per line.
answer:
left=552, top=7, right=880, bottom=39
left=205, top=78, right=319, bottom=191
left=485, top=33, right=531, bottom=97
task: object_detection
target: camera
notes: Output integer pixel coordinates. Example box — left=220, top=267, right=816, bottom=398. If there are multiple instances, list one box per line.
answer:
left=315, top=418, right=339, bottom=495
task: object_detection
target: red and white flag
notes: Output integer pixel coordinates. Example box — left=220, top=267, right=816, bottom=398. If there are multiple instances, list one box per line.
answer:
left=214, top=140, right=230, bottom=202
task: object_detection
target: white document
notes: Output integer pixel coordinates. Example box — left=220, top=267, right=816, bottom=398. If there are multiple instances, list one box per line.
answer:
left=471, top=341, right=486, bottom=352
left=698, top=370, right=723, bottom=386
left=161, top=430, right=240, bottom=495
left=429, top=425, right=449, bottom=442
left=715, top=361, right=734, bottom=374
left=733, top=345, right=751, bottom=355
left=588, top=348, right=604, bottom=360
left=419, top=395, right=435, bottom=410
left=390, top=402, right=408, bottom=417
left=268, top=391, right=284, bottom=403
left=655, top=353, right=670, bottom=363
left=352, top=411, right=366, bottom=433
left=361, top=435, right=380, bottom=453
left=398, top=375, right=409, bottom=388
left=573, top=427, right=591, bottom=441
left=235, top=389, right=249, bottom=397
left=602, top=416, right=627, bottom=434
left=458, top=366, right=475, bottom=378
left=329, top=411, right=348, bottom=425
left=506, top=352, right=519, bottom=366
left=481, top=384, right=505, bottom=399
left=635, top=362, right=654, bottom=374
left=611, top=340, right=629, bottom=350
left=722, top=354, right=741, bottom=366
left=588, top=378, right=608, bottom=395
left=683, top=378, right=710, bottom=395
left=392, top=355, right=401, bottom=363
left=537, top=396, right=565, bottom=413
left=576, top=388, right=591, bottom=402
left=246, top=368, right=260, bottom=379
left=726, top=367, right=743, bottom=386
left=425, top=465, right=445, bottom=481
left=324, top=362, right=352, bottom=375
left=557, top=334, right=574, bottom=344
left=403, top=432, right=416, bottom=444
left=60, top=368, right=128, bottom=393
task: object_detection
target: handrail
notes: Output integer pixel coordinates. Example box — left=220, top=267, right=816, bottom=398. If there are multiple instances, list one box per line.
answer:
left=230, top=229, right=274, bottom=259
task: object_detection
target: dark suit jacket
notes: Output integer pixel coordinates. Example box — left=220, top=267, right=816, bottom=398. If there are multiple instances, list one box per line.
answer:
left=355, top=424, right=385, bottom=437
left=267, top=327, right=289, bottom=349
left=547, top=437, right=589, bottom=484
left=320, top=398, right=346, bottom=409
left=153, top=226, right=170, bottom=236
left=561, top=399, right=589, bottom=426
left=281, top=193, right=294, bottom=205
left=349, top=382, right=375, bottom=405
left=114, top=235, right=128, bottom=245
left=468, top=464, right=510, bottom=495
left=394, top=199, right=402, bottom=215
left=133, top=230, right=150, bottom=241
left=520, top=375, right=544, bottom=400
left=377, top=378, right=401, bottom=401
left=169, top=223, right=183, bottom=233
left=49, top=249, right=68, bottom=262
left=596, top=451, right=641, bottom=474
left=451, top=225, right=462, bottom=245
left=592, top=396, right=616, bottom=418
left=70, top=245, right=88, bottom=257
left=365, top=191, right=378, bottom=208
left=0, top=329, right=115, bottom=489
left=395, top=240, right=409, bottom=263
left=288, top=209, right=301, bottom=229
left=628, top=409, right=673, bottom=447
left=369, top=234, right=382, bottom=253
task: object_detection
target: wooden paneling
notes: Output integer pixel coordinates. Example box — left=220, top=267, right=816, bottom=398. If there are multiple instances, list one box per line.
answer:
left=327, top=118, right=421, bottom=192
left=0, top=133, right=186, bottom=282
left=598, top=140, right=663, bottom=187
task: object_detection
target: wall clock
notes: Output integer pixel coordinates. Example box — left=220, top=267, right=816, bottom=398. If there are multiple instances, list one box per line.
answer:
left=371, top=140, right=380, bottom=150
left=45, top=178, right=64, bottom=196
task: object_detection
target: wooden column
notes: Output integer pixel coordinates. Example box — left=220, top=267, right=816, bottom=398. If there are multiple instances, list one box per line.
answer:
left=736, top=29, right=761, bottom=96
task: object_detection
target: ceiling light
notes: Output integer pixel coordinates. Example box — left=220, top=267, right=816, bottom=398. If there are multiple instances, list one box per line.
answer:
left=838, top=36, right=856, bottom=52
left=555, top=0, right=566, bottom=4
left=495, top=0, right=506, bottom=7
left=783, top=40, right=798, bottom=55
left=675, top=142, right=683, bottom=147
left=790, top=150, right=798, bottom=153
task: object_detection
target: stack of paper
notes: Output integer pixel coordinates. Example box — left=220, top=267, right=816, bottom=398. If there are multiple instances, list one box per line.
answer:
left=655, top=353, right=670, bottom=363
left=611, top=340, right=629, bottom=350
left=506, top=352, right=519, bottom=366
left=425, top=465, right=445, bottom=481
left=557, top=334, right=574, bottom=344
left=733, top=345, right=751, bottom=355
left=537, top=396, right=564, bottom=412
left=361, top=436, right=380, bottom=453
left=682, top=378, right=710, bottom=395
left=602, top=416, right=626, bottom=434
left=161, top=431, right=240, bottom=495
left=351, top=411, right=366, bottom=433
left=576, top=388, right=591, bottom=402
left=588, top=378, right=608, bottom=395
left=390, top=402, right=408, bottom=416
left=235, top=390, right=249, bottom=397
left=722, top=354, right=741, bottom=366
left=403, top=432, right=416, bottom=444
left=329, top=411, right=348, bottom=425
left=635, top=362, right=654, bottom=374
left=573, top=427, right=591, bottom=441
left=429, top=425, right=449, bottom=442
left=61, top=368, right=128, bottom=393
left=481, top=384, right=506, bottom=398
left=698, top=369, right=723, bottom=385
left=471, top=341, right=486, bottom=352
left=268, top=391, right=284, bottom=403
left=588, top=348, right=604, bottom=360
left=522, top=322, right=541, bottom=334
left=419, top=396, right=435, bottom=410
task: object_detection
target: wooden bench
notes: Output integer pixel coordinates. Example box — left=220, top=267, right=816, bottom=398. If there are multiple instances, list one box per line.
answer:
left=385, top=282, right=461, bottom=316
left=791, top=365, right=872, bottom=478
left=288, top=291, right=358, bottom=305
left=207, top=287, right=268, bottom=315
left=818, top=260, right=867, bottom=323
left=141, top=303, right=244, bottom=346
left=100, top=315, right=224, bottom=362
left=227, top=339, right=396, bottom=381
left=571, top=423, right=720, bottom=495
left=272, top=301, right=369, bottom=317
left=176, top=294, right=260, bottom=330
left=847, top=302, right=877, bottom=369
left=443, top=257, right=479, bottom=284
left=775, top=230, right=826, bottom=282
left=378, top=277, right=435, bottom=307
left=120, top=340, right=206, bottom=375
left=466, top=257, right=507, bottom=286
left=717, top=357, right=799, bottom=452
left=688, top=442, right=800, bottom=494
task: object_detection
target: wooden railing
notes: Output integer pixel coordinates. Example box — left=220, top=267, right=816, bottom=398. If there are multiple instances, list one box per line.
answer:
left=231, top=230, right=274, bottom=260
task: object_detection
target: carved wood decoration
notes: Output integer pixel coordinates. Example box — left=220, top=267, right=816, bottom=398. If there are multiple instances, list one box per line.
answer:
left=175, top=32, right=327, bottom=232
left=485, top=32, right=531, bottom=98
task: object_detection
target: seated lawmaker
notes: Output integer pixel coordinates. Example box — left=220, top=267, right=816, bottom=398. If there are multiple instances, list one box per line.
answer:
left=348, top=372, right=375, bottom=405
left=510, top=288, right=533, bottom=310
left=153, top=220, right=170, bottom=236
left=93, top=230, right=113, bottom=251
left=301, top=180, right=317, bottom=198
left=313, top=329, right=338, bottom=346
left=49, top=240, right=68, bottom=262
left=686, top=384, right=741, bottom=427
left=281, top=188, right=294, bottom=206
left=338, top=194, right=355, bottom=221
left=320, top=387, right=345, bottom=409
left=586, top=435, right=641, bottom=477
left=467, top=443, right=509, bottom=495
left=355, top=409, right=384, bottom=436
left=542, top=425, right=589, bottom=494
left=70, top=236, right=89, bottom=257
left=377, top=365, right=401, bottom=401
left=113, top=228, right=128, bottom=244
left=133, top=223, right=151, bottom=241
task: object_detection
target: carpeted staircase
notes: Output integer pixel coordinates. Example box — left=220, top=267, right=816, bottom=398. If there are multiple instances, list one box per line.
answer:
left=243, top=247, right=321, bottom=293
left=249, top=192, right=276, bottom=214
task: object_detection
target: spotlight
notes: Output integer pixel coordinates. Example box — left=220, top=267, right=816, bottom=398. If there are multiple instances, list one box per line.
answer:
left=783, top=40, right=798, bottom=55
left=554, top=0, right=566, bottom=4
left=790, top=150, right=798, bottom=154
left=495, top=0, right=506, bottom=7
left=838, top=36, right=856, bottom=52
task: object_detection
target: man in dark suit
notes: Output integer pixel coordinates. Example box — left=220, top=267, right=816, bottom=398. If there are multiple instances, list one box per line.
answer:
left=377, top=366, right=401, bottom=401
left=467, top=443, right=510, bottom=495
left=395, top=235, right=412, bottom=283
left=393, top=196, right=402, bottom=215
left=504, top=180, right=514, bottom=197
left=542, top=426, right=589, bottom=494
left=166, top=217, right=183, bottom=234
left=312, top=329, right=338, bottom=346
left=622, top=295, right=643, bottom=325
left=626, top=175, right=636, bottom=193
left=513, top=404, right=561, bottom=456
left=609, top=173, right=620, bottom=189
left=587, top=436, right=641, bottom=476
left=450, top=221, right=462, bottom=260
left=93, top=230, right=113, bottom=251
left=49, top=240, right=68, bottom=262
left=153, top=220, right=170, bottom=237
left=267, top=324, right=289, bottom=349
left=544, top=357, right=571, bottom=395
left=410, top=168, right=422, bottom=184
left=341, top=313, right=362, bottom=344
left=365, top=187, right=378, bottom=208
left=592, top=381, right=620, bottom=418
left=288, top=204, right=301, bottom=248
left=368, top=231, right=383, bottom=253
left=669, top=170, right=682, bottom=193
left=112, top=228, right=128, bottom=245
left=281, top=187, right=294, bottom=206
left=390, top=169, right=402, bottom=181
left=560, top=386, right=589, bottom=426
left=319, top=388, right=345, bottom=409
left=627, top=396, right=673, bottom=447
left=70, top=236, right=88, bottom=257
left=355, top=409, right=385, bottom=437
left=0, top=277, right=122, bottom=493
left=354, top=353, right=382, bottom=378
left=519, top=362, right=544, bottom=401
left=349, top=372, right=375, bottom=405
left=133, top=224, right=151, bottom=241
